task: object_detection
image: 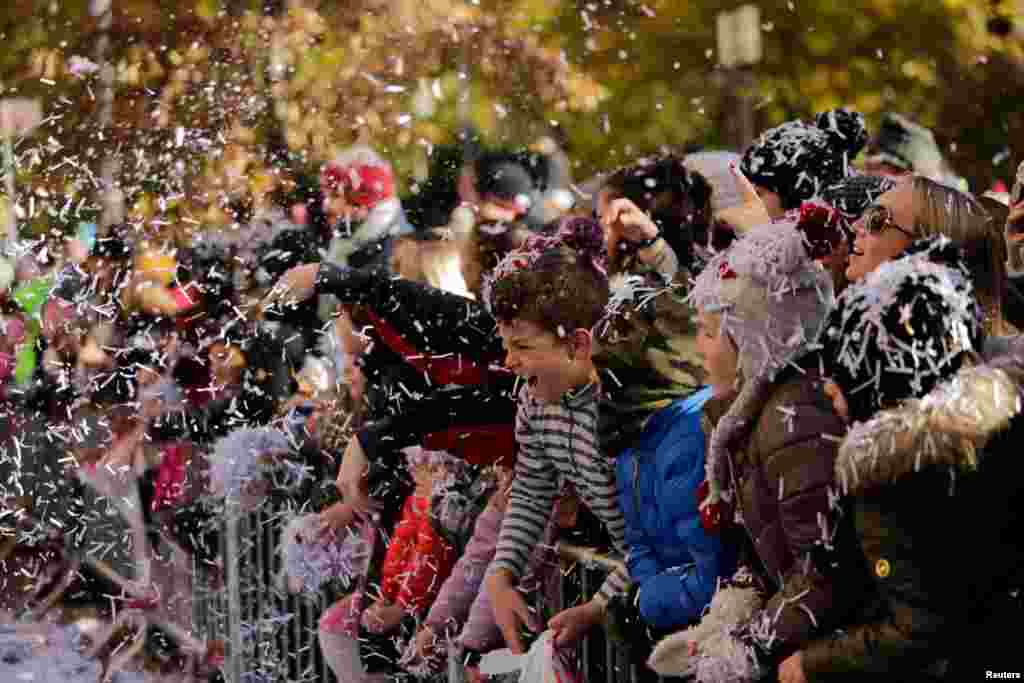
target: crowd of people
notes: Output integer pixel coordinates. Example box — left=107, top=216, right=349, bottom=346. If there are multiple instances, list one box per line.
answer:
left=0, top=106, right=1022, bottom=683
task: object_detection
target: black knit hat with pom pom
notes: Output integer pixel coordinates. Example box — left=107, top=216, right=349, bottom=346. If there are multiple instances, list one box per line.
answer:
left=820, top=174, right=898, bottom=228
left=820, top=236, right=983, bottom=423
left=741, top=108, right=868, bottom=211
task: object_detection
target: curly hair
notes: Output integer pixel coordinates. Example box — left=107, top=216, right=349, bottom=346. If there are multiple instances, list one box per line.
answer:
left=488, top=217, right=610, bottom=335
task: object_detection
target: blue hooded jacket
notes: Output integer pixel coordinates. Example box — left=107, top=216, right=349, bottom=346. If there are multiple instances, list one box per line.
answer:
left=615, top=386, right=735, bottom=630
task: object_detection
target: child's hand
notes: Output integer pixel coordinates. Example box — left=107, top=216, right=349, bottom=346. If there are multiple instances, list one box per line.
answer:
left=548, top=599, right=604, bottom=648
left=485, top=571, right=539, bottom=654
left=336, top=437, right=374, bottom=514
left=716, top=165, right=771, bottom=234
left=267, top=263, right=320, bottom=305
left=317, top=501, right=355, bottom=537
left=602, top=197, right=660, bottom=246
left=778, top=651, right=807, bottom=683
left=414, top=625, right=438, bottom=661
left=362, top=601, right=405, bottom=634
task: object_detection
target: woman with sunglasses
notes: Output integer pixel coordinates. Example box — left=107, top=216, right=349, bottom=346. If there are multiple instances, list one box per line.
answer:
left=846, top=175, right=1012, bottom=335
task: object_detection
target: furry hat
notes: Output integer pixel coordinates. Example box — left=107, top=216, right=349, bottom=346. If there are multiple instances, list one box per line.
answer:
left=690, top=222, right=834, bottom=513
left=687, top=221, right=834, bottom=384
left=740, top=108, right=868, bottom=210
left=820, top=236, right=982, bottom=423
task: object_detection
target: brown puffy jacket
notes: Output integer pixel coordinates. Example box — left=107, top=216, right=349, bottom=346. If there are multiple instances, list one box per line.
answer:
left=709, top=364, right=870, bottom=663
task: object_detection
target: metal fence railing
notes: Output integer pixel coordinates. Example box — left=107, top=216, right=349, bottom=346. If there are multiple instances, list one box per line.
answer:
left=557, top=543, right=678, bottom=683
left=197, top=506, right=672, bottom=683
left=194, top=500, right=339, bottom=683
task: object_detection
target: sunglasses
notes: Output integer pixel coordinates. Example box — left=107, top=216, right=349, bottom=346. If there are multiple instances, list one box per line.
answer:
left=858, top=204, right=915, bottom=239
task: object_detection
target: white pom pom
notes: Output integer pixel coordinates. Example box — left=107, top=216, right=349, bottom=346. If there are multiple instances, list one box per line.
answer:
left=280, top=513, right=369, bottom=593
left=648, top=584, right=762, bottom=682
left=209, top=427, right=293, bottom=500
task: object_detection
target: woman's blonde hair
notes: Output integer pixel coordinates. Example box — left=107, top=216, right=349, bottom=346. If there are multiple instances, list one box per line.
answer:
left=391, top=233, right=472, bottom=297
left=912, top=176, right=1008, bottom=334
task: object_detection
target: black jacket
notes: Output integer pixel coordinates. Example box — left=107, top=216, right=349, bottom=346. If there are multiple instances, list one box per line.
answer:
left=315, top=264, right=517, bottom=503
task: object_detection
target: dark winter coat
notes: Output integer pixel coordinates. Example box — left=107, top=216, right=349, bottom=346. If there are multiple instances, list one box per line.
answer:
left=708, top=362, right=870, bottom=665
left=800, top=356, right=1024, bottom=681
left=314, top=264, right=517, bottom=494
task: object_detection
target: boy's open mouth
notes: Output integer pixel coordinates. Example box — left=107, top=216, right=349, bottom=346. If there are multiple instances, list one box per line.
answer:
left=527, top=375, right=539, bottom=388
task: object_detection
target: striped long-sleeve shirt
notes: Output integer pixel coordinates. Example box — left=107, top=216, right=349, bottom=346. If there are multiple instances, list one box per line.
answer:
left=491, top=383, right=631, bottom=604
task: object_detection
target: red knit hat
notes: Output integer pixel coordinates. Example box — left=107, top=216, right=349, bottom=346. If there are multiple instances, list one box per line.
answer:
left=320, top=146, right=396, bottom=208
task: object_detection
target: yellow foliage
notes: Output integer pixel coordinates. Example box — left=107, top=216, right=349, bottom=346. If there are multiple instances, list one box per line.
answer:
left=195, top=0, right=222, bottom=23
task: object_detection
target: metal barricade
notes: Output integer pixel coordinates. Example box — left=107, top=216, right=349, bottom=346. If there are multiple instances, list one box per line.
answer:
left=194, top=499, right=340, bottom=683
left=198, top=517, right=673, bottom=682
left=557, top=543, right=674, bottom=683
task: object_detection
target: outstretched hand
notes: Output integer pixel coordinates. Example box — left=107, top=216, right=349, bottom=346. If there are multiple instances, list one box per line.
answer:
left=317, top=501, right=355, bottom=538
left=335, top=437, right=375, bottom=515
left=485, top=572, right=540, bottom=654
left=548, top=599, right=604, bottom=648
left=716, top=165, right=771, bottom=234
left=266, top=263, right=320, bottom=305
left=778, top=651, right=807, bottom=683
left=602, top=197, right=660, bottom=246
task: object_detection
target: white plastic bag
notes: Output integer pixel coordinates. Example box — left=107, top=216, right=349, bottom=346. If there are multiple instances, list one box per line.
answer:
left=478, top=631, right=579, bottom=683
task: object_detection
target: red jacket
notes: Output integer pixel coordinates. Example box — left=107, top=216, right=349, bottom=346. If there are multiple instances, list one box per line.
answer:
left=379, top=495, right=456, bottom=614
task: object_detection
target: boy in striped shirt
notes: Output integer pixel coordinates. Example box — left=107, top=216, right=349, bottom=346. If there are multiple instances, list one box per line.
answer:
left=483, top=217, right=631, bottom=653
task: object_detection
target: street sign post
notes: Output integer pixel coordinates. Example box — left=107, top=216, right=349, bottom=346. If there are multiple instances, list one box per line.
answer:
left=717, top=4, right=763, bottom=69
left=716, top=4, right=763, bottom=149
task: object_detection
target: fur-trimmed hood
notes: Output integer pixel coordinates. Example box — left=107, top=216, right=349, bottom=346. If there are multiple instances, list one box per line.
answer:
left=835, top=360, right=1024, bottom=497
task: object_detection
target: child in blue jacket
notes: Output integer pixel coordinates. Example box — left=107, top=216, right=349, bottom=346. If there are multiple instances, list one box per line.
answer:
left=615, top=385, right=736, bottom=631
